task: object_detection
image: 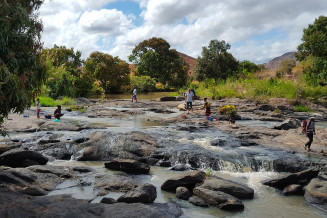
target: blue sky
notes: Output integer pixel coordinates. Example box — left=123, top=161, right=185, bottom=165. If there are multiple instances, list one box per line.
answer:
left=39, top=0, right=327, bottom=64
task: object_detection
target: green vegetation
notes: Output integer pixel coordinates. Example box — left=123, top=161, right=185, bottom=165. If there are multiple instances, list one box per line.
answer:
left=38, top=96, right=76, bottom=107
left=130, top=76, right=156, bottom=92
left=294, top=104, right=311, bottom=112
left=129, top=37, right=188, bottom=88
left=0, top=0, right=46, bottom=135
left=169, top=92, right=180, bottom=97
left=204, top=168, right=213, bottom=177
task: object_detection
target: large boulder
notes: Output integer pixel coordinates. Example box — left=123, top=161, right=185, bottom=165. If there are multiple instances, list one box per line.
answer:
left=118, top=183, right=157, bottom=203
left=0, top=149, right=48, bottom=168
left=263, top=169, right=319, bottom=189
left=282, top=184, right=303, bottom=196
left=0, top=187, right=183, bottom=218
left=193, top=187, right=244, bottom=211
left=104, top=159, right=150, bottom=174
left=188, top=196, right=209, bottom=207
left=161, top=171, right=206, bottom=192
left=77, top=132, right=109, bottom=161
left=198, top=176, right=254, bottom=199
left=273, top=118, right=300, bottom=130
left=304, top=177, right=327, bottom=205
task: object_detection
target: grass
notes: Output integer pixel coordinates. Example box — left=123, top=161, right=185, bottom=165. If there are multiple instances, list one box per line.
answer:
left=294, top=105, right=311, bottom=112
left=37, top=96, right=76, bottom=107
left=169, top=92, right=180, bottom=97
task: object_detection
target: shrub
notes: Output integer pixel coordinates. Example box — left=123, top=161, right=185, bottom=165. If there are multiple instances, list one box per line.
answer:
left=219, top=105, right=237, bottom=116
left=38, top=96, right=57, bottom=107
left=131, top=76, right=156, bottom=92
left=294, top=105, right=311, bottom=112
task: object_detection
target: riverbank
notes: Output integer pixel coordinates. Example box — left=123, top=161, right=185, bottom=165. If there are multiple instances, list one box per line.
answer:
left=1, top=97, right=326, bottom=217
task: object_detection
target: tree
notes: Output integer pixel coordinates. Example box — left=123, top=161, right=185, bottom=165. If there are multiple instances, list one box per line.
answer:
left=0, top=0, right=46, bottom=135
left=276, top=59, right=296, bottom=78
left=296, top=16, right=327, bottom=85
left=195, top=40, right=239, bottom=81
left=129, top=37, right=188, bottom=88
left=84, top=52, right=130, bottom=94
left=40, top=45, right=93, bottom=98
left=239, top=60, right=260, bottom=75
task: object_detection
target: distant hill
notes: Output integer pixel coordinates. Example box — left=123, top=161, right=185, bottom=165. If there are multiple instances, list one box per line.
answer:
left=177, top=52, right=197, bottom=77
left=264, top=52, right=296, bottom=70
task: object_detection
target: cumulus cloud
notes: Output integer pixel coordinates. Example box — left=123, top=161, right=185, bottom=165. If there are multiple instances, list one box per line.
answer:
left=39, top=0, right=327, bottom=63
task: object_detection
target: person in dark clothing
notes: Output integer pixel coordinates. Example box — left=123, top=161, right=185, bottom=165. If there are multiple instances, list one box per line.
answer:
left=54, top=105, right=64, bottom=120
left=305, top=117, right=316, bottom=152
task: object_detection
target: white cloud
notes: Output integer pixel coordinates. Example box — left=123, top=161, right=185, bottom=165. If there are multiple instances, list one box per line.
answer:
left=39, top=0, right=327, bottom=63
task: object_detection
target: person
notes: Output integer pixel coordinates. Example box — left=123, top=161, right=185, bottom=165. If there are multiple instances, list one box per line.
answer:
left=36, top=98, right=41, bottom=118
left=305, top=117, right=316, bottom=152
left=201, top=98, right=211, bottom=118
left=54, top=105, right=64, bottom=120
left=185, top=89, right=194, bottom=114
left=132, top=87, right=137, bottom=103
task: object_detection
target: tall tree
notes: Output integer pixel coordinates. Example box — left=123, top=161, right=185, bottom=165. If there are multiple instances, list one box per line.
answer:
left=129, top=37, right=188, bottom=88
left=296, top=16, right=327, bottom=85
left=0, top=0, right=46, bottom=135
left=84, top=52, right=130, bottom=94
left=195, top=40, right=238, bottom=81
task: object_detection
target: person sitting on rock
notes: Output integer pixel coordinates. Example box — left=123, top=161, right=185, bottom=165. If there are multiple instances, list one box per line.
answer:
left=54, top=105, right=64, bottom=120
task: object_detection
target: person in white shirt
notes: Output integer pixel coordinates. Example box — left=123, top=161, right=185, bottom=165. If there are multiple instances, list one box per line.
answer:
left=36, top=98, right=41, bottom=118
left=305, top=117, right=316, bottom=152
left=132, top=87, right=137, bottom=103
left=185, top=89, right=194, bottom=114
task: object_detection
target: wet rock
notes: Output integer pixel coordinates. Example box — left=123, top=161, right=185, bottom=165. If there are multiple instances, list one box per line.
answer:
left=257, top=104, right=274, bottom=111
left=100, top=197, right=117, bottom=204
left=0, top=187, right=183, bottom=218
left=104, top=159, right=150, bottom=174
left=32, top=141, right=73, bottom=160
left=210, top=139, right=228, bottom=147
left=263, top=168, right=319, bottom=189
left=38, top=139, right=61, bottom=145
left=188, top=196, right=209, bottom=207
left=118, top=183, right=157, bottom=203
left=75, top=137, right=89, bottom=144
left=273, top=157, right=307, bottom=173
left=161, top=171, right=206, bottom=192
left=160, top=96, right=176, bottom=101
left=198, top=176, right=254, bottom=199
left=176, top=96, right=185, bottom=101
left=176, top=187, right=192, bottom=200
left=27, top=165, right=72, bottom=178
left=77, top=132, right=109, bottom=161
left=170, top=164, right=190, bottom=171
left=72, top=166, right=93, bottom=173
left=95, top=174, right=138, bottom=192
left=158, top=160, right=172, bottom=167
left=282, top=184, right=303, bottom=196
left=0, top=149, right=48, bottom=168
left=273, top=118, right=300, bottom=130
left=0, top=140, right=21, bottom=155
left=240, top=141, right=258, bottom=146
left=304, top=177, right=327, bottom=205
left=17, top=186, right=48, bottom=196
left=193, top=187, right=244, bottom=211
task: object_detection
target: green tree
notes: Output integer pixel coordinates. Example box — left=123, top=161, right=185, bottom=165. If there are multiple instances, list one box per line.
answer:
left=239, top=60, right=260, bottom=75
left=195, top=40, right=239, bottom=81
left=276, top=59, right=296, bottom=78
left=130, top=76, right=156, bottom=92
left=41, top=45, right=94, bottom=98
left=84, top=52, right=130, bottom=94
left=0, top=0, right=46, bottom=135
left=129, top=37, right=188, bottom=88
left=296, top=16, right=327, bottom=85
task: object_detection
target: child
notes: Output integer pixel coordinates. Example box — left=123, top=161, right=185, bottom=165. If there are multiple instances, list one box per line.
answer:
left=36, top=98, right=41, bottom=118
left=132, top=87, right=137, bottom=103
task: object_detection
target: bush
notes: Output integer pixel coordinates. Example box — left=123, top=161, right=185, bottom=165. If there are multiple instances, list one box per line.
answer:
left=294, top=105, right=311, bottom=112
left=219, top=105, right=237, bottom=116
left=38, top=96, right=57, bottom=107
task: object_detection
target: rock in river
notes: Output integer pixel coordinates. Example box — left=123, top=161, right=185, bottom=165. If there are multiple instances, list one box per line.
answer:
left=198, top=176, right=254, bottom=199
left=104, top=159, right=150, bottom=174
left=161, top=171, right=206, bottom=192
left=176, top=187, right=192, bottom=200
left=0, top=149, right=48, bottom=168
left=118, top=183, right=157, bottom=203
left=304, top=177, right=327, bottom=205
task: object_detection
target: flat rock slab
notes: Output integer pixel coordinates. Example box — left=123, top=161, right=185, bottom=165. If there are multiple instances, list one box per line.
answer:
left=0, top=187, right=183, bottom=218
left=0, top=149, right=48, bottom=168
left=161, top=171, right=206, bottom=192
left=118, top=183, right=157, bottom=203
left=198, top=176, right=254, bottom=199
left=263, top=169, right=319, bottom=189
left=105, top=159, right=150, bottom=174
left=193, top=187, right=244, bottom=211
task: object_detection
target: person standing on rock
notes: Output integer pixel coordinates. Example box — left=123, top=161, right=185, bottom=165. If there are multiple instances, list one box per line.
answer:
left=132, top=87, right=137, bottom=103
left=36, top=98, right=41, bottom=118
left=305, top=117, right=316, bottom=152
left=185, top=88, right=194, bottom=114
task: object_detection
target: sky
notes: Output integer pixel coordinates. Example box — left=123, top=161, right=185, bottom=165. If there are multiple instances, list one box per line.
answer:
left=39, top=0, right=327, bottom=64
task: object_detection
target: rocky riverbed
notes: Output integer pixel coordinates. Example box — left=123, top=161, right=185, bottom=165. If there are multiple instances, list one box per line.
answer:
left=1, top=97, right=327, bottom=217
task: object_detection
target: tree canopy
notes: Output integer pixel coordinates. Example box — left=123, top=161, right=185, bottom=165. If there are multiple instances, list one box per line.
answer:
left=0, top=0, right=46, bottom=135
left=84, top=52, right=130, bottom=94
left=195, top=40, right=239, bottom=81
left=296, top=16, right=327, bottom=85
left=129, top=37, right=188, bottom=88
